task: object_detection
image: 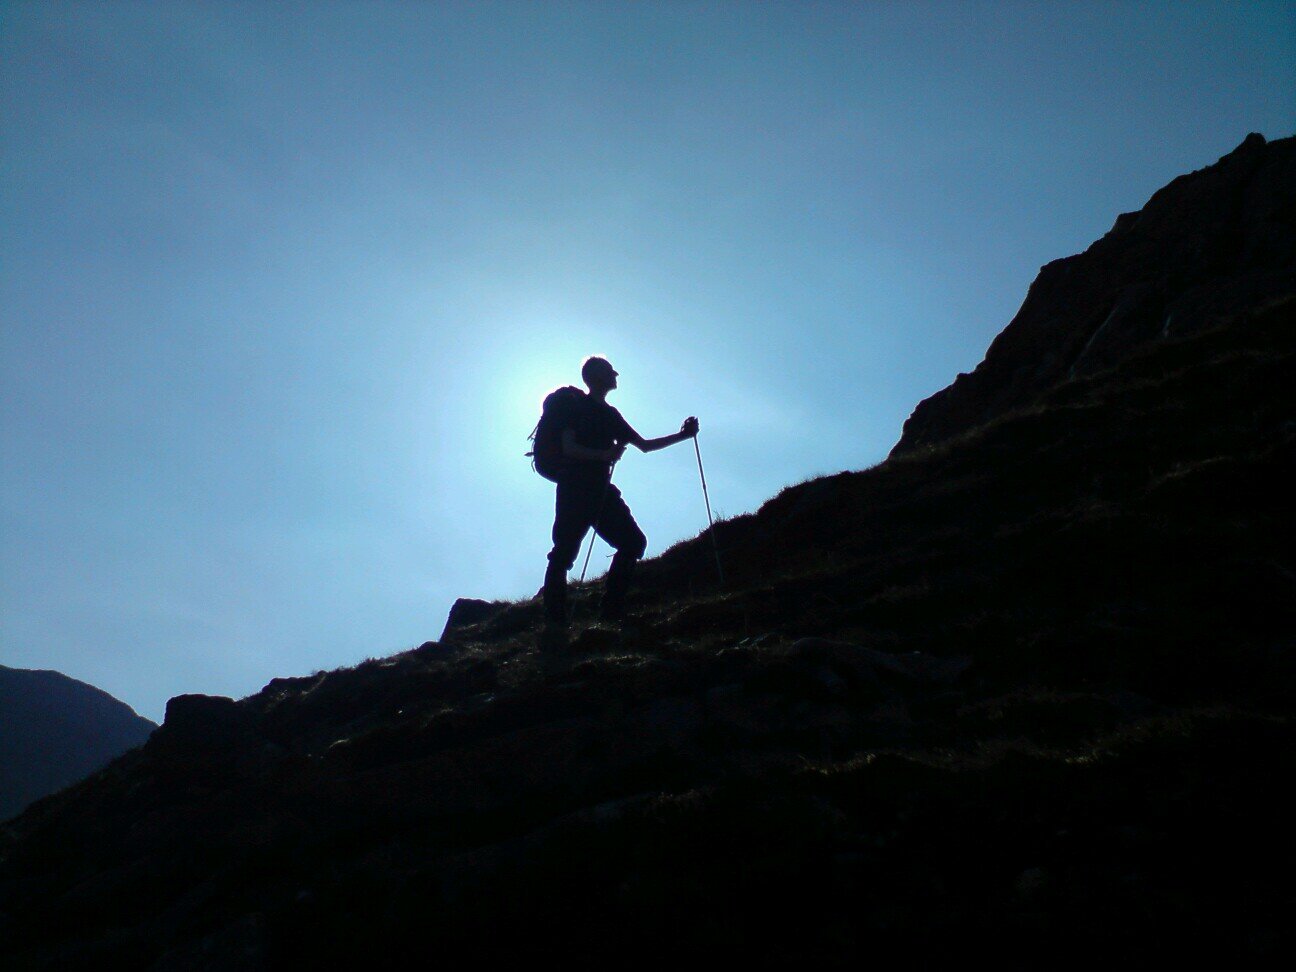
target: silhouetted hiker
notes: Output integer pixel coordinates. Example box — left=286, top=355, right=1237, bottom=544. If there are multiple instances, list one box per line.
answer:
left=537, top=356, right=697, bottom=645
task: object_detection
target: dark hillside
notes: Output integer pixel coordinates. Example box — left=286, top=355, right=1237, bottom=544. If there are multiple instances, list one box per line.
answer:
left=0, top=667, right=156, bottom=821
left=1, top=135, right=1293, bottom=968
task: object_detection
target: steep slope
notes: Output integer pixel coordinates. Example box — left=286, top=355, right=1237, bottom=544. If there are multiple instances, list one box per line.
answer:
left=893, top=132, right=1295, bottom=454
left=1, top=137, right=1293, bottom=968
left=0, top=666, right=156, bottom=821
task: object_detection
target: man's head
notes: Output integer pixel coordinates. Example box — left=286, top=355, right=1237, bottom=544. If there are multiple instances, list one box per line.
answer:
left=581, top=356, right=618, bottom=393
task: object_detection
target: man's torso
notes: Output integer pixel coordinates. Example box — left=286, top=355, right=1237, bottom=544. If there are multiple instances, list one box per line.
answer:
left=562, top=398, right=632, bottom=484
left=573, top=398, right=630, bottom=449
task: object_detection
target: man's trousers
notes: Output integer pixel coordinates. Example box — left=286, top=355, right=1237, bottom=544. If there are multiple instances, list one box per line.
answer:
left=543, top=478, right=647, bottom=624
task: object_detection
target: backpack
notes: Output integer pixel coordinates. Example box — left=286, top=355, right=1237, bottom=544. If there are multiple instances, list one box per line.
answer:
left=527, top=386, right=587, bottom=482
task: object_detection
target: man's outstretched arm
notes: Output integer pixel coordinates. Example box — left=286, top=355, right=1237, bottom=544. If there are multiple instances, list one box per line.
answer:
left=629, top=416, right=699, bottom=453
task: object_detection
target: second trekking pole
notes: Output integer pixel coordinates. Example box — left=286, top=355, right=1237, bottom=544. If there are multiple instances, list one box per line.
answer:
left=579, top=460, right=618, bottom=584
left=693, top=435, right=724, bottom=585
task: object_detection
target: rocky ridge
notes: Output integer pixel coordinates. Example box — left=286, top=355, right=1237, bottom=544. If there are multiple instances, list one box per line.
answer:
left=893, top=132, right=1295, bottom=454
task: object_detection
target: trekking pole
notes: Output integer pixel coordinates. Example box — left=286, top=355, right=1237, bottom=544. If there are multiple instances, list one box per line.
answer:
left=579, top=460, right=618, bottom=584
left=693, top=435, right=725, bottom=585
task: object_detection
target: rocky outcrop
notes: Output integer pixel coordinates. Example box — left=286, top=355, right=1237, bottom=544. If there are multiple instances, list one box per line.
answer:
left=0, top=666, right=156, bottom=820
left=892, top=132, right=1295, bottom=455
left=439, top=597, right=496, bottom=641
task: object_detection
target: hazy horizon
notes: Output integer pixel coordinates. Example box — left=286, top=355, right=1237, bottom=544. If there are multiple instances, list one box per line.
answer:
left=3, top=1, right=1293, bottom=721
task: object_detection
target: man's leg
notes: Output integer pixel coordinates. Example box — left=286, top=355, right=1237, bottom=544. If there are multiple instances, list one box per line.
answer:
left=593, top=486, right=647, bottom=622
left=542, top=555, right=574, bottom=626
left=543, top=481, right=595, bottom=626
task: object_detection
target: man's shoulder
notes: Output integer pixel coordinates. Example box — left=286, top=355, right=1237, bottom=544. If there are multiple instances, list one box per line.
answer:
left=584, top=398, right=624, bottom=420
left=607, top=404, right=636, bottom=440
left=605, top=401, right=634, bottom=428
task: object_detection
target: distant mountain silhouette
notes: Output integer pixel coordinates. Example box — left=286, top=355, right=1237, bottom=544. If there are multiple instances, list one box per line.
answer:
left=0, top=666, right=155, bottom=820
left=1, top=134, right=1293, bottom=968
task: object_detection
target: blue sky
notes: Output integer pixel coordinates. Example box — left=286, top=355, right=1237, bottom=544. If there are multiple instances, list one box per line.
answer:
left=2, top=1, right=1292, bottom=721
